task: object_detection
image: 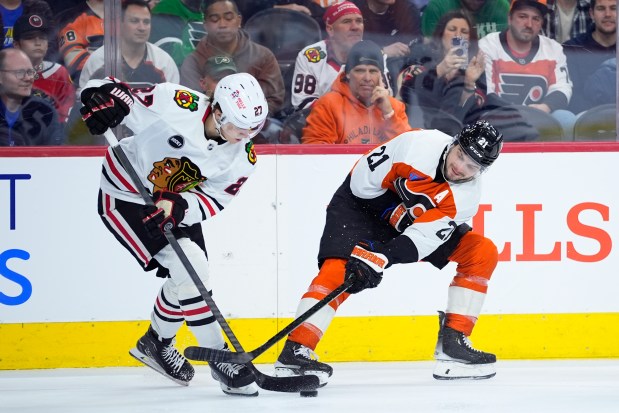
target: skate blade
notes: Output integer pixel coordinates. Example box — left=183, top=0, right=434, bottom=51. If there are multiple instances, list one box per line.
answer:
left=433, top=360, right=496, bottom=380
left=129, top=348, right=190, bottom=386
left=274, top=367, right=330, bottom=387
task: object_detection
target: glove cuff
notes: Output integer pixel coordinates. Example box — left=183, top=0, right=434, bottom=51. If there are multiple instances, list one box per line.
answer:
left=351, top=245, right=388, bottom=273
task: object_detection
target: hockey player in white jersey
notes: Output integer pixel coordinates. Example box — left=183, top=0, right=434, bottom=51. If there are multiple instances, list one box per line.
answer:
left=80, top=73, right=267, bottom=396
left=274, top=121, right=503, bottom=384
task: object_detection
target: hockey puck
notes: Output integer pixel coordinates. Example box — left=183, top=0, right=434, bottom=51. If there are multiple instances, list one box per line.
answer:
left=300, top=390, right=318, bottom=397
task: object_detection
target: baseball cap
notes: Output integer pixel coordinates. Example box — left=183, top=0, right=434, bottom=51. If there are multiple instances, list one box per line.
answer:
left=323, top=1, right=362, bottom=26
left=510, top=0, right=548, bottom=15
left=13, top=14, right=51, bottom=41
left=345, top=40, right=384, bottom=74
left=202, top=56, right=237, bottom=80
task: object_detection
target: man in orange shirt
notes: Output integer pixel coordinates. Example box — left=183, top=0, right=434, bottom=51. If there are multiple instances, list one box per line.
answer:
left=301, top=40, right=409, bottom=144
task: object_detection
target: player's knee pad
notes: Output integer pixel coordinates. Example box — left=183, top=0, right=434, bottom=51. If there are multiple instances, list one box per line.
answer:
left=154, top=238, right=210, bottom=298
left=303, top=258, right=348, bottom=310
left=451, top=232, right=498, bottom=280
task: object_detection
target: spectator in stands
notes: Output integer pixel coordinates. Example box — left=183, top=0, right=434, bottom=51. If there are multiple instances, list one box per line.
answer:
left=584, top=56, right=615, bottom=105
left=198, top=54, right=237, bottom=96
left=180, top=0, right=285, bottom=115
left=291, top=1, right=390, bottom=111
left=0, top=48, right=64, bottom=145
left=478, top=0, right=575, bottom=138
left=149, top=0, right=205, bottom=67
left=398, top=11, right=487, bottom=130
left=545, top=0, right=592, bottom=43
left=422, top=0, right=510, bottom=39
left=302, top=40, right=409, bottom=144
left=13, top=12, right=75, bottom=123
left=79, top=0, right=179, bottom=91
left=563, top=0, right=615, bottom=113
left=351, top=0, right=422, bottom=59
left=57, top=0, right=105, bottom=83
left=0, top=0, right=23, bottom=48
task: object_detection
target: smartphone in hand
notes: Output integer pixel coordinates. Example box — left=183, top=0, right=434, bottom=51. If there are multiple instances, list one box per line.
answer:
left=451, top=36, right=469, bottom=69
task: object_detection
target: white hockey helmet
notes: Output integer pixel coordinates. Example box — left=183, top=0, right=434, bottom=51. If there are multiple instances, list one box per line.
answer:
left=211, top=72, right=268, bottom=140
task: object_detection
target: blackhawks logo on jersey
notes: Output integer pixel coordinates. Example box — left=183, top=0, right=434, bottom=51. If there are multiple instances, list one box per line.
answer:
left=304, top=47, right=326, bottom=63
left=245, top=141, right=257, bottom=165
left=174, top=90, right=199, bottom=112
left=148, top=156, right=206, bottom=192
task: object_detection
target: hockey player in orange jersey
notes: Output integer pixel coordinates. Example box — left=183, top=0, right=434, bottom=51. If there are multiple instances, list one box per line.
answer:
left=274, top=120, right=503, bottom=384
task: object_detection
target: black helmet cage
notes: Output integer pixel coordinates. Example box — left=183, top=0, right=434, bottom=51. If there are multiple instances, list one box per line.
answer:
left=455, top=120, right=503, bottom=169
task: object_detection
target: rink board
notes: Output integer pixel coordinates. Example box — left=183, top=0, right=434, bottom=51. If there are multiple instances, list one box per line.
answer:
left=1, top=144, right=619, bottom=369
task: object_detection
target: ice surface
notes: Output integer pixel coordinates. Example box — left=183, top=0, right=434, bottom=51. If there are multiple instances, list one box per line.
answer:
left=1, top=360, right=618, bottom=413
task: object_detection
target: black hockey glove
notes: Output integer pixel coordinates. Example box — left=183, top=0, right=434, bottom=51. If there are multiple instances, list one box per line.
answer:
left=345, top=243, right=389, bottom=294
left=80, top=81, right=134, bottom=135
left=142, top=191, right=188, bottom=237
left=386, top=202, right=414, bottom=232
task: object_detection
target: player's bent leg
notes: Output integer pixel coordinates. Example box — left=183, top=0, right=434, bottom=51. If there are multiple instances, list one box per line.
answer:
left=434, top=233, right=498, bottom=380
left=129, top=325, right=195, bottom=385
left=274, top=258, right=347, bottom=386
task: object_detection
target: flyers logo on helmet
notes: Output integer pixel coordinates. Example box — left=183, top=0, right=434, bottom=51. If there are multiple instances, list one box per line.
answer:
left=304, top=47, right=326, bottom=63
left=174, top=90, right=199, bottom=112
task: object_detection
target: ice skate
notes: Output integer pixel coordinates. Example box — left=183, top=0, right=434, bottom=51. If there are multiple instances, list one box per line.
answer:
left=274, top=340, right=333, bottom=387
left=209, top=344, right=259, bottom=397
left=433, top=311, right=496, bottom=380
left=129, top=326, right=194, bottom=385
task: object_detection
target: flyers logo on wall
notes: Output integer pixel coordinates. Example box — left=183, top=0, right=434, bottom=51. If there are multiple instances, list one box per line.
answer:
left=304, top=47, right=326, bottom=63
left=174, top=90, right=199, bottom=112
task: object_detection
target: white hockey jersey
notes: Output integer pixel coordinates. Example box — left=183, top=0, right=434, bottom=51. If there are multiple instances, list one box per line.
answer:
left=479, top=31, right=572, bottom=105
left=86, top=78, right=258, bottom=227
left=291, top=40, right=392, bottom=110
left=350, top=129, right=481, bottom=260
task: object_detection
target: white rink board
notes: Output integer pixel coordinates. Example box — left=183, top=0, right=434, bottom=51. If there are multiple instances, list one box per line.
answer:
left=1, top=151, right=618, bottom=323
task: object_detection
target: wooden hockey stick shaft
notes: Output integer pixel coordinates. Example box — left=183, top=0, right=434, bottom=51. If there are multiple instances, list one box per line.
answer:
left=102, top=129, right=319, bottom=392
left=185, top=278, right=354, bottom=364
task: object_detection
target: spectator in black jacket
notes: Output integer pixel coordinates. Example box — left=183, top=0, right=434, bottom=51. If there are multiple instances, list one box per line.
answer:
left=0, top=48, right=64, bottom=146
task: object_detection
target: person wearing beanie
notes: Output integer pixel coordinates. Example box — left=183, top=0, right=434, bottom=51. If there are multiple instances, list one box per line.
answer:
left=291, top=1, right=392, bottom=111
left=301, top=40, right=410, bottom=144
left=13, top=12, right=75, bottom=124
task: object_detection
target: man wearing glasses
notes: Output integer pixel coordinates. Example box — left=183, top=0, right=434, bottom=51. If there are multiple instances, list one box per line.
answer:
left=0, top=48, right=65, bottom=146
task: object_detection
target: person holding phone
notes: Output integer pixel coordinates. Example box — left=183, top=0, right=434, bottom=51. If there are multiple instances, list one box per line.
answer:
left=396, top=11, right=487, bottom=131
left=301, top=40, right=410, bottom=144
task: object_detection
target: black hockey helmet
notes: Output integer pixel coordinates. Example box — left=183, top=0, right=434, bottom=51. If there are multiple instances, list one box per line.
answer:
left=455, top=120, right=503, bottom=168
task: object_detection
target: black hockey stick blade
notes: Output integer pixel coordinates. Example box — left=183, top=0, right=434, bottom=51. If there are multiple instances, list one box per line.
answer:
left=185, top=279, right=353, bottom=364
left=249, top=364, right=320, bottom=392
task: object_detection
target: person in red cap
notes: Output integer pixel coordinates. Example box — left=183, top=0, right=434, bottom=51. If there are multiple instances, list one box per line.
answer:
left=290, top=1, right=392, bottom=110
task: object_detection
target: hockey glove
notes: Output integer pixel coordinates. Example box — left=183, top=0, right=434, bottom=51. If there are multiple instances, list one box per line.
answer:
left=142, top=191, right=188, bottom=237
left=386, top=202, right=414, bottom=232
left=345, top=243, right=389, bottom=294
left=80, top=81, right=134, bottom=135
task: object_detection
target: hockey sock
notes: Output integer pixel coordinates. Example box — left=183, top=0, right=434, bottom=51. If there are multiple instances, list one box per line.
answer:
left=150, top=279, right=184, bottom=339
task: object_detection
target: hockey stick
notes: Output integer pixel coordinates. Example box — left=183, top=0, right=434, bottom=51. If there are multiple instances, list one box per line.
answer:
left=185, top=278, right=354, bottom=364
left=102, top=129, right=319, bottom=392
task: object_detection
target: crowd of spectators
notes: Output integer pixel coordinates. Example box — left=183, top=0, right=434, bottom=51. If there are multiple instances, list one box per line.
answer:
left=0, top=0, right=616, bottom=146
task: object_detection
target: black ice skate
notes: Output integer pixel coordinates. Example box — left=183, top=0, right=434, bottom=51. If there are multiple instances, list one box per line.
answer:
left=433, top=311, right=496, bottom=380
left=274, top=340, right=333, bottom=387
left=209, top=344, right=259, bottom=397
left=129, top=326, right=194, bottom=385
